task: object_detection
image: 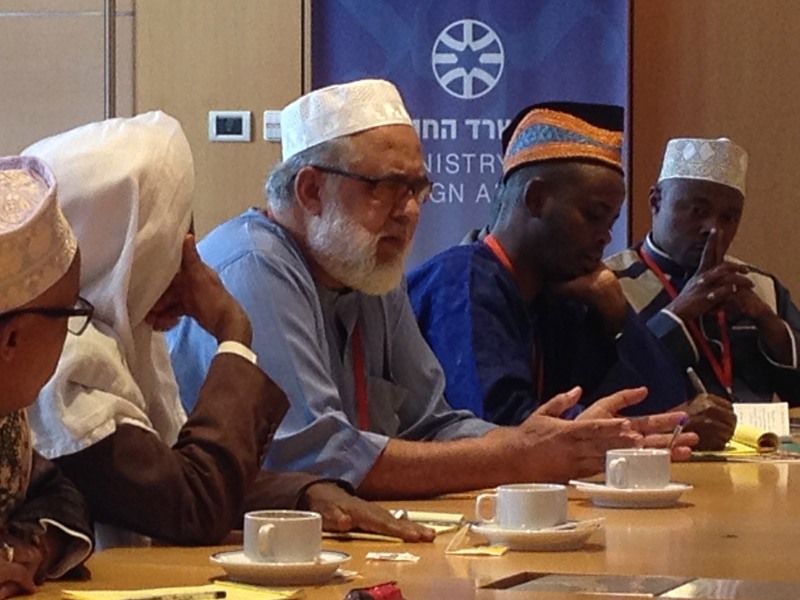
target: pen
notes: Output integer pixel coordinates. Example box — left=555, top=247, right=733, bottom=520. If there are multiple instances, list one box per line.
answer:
left=668, top=415, right=689, bottom=450
left=686, top=367, right=707, bottom=395
left=119, top=591, right=226, bottom=600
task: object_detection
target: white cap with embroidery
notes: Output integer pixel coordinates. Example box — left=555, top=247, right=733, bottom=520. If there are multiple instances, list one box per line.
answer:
left=658, top=137, right=748, bottom=195
left=0, top=156, right=77, bottom=313
left=280, top=79, right=413, bottom=161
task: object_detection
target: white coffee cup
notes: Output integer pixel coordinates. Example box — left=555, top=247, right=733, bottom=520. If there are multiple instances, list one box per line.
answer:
left=243, top=510, right=321, bottom=563
left=606, top=448, right=671, bottom=489
left=475, top=483, right=567, bottom=530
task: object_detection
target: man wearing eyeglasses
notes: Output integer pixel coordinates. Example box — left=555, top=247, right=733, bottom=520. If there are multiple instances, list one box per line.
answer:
left=169, top=80, right=696, bottom=498
left=0, top=156, right=93, bottom=597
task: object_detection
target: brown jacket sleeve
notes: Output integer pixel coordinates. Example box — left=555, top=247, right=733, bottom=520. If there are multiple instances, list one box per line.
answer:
left=54, top=353, right=290, bottom=545
left=242, top=470, right=328, bottom=513
left=10, top=452, right=93, bottom=543
left=8, top=451, right=93, bottom=579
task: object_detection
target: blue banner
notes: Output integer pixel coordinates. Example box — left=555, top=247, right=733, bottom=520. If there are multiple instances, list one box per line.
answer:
left=312, top=0, right=629, bottom=267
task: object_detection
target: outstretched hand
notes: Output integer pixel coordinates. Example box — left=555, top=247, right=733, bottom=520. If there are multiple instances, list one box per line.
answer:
left=581, top=387, right=698, bottom=459
left=536, top=386, right=697, bottom=460
left=301, top=482, right=435, bottom=543
left=515, top=389, right=639, bottom=480
left=146, top=235, right=252, bottom=344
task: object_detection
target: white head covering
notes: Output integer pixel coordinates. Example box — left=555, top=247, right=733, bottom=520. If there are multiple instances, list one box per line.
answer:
left=280, top=78, right=413, bottom=161
left=0, top=156, right=77, bottom=313
left=658, top=137, right=748, bottom=196
left=24, top=112, right=192, bottom=547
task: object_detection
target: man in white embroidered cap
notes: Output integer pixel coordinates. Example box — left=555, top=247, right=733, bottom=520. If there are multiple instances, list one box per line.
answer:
left=169, top=79, right=695, bottom=498
left=0, top=157, right=92, bottom=597
left=25, top=111, right=434, bottom=547
left=607, top=137, right=800, bottom=449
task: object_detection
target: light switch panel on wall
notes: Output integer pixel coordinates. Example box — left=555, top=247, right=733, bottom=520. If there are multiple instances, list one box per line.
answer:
left=263, top=110, right=281, bottom=141
left=208, top=110, right=251, bottom=142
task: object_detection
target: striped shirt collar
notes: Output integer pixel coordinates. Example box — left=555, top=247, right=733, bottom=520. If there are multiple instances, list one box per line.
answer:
left=643, top=233, right=693, bottom=279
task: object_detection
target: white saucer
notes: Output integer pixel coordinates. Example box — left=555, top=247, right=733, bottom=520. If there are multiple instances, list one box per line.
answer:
left=572, top=482, right=693, bottom=508
left=210, top=550, right=350, bottom=586
left=471, top=518, right=604, bottom=552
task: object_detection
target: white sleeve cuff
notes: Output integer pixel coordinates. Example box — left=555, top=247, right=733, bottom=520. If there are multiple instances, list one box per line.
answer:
left=759, top=319, right=798, bottom=370
left=216, top=340, right=257, bottom=365
left=662, top=308, right=700, bottom=362
left=38, top=518, right=93, bottom=579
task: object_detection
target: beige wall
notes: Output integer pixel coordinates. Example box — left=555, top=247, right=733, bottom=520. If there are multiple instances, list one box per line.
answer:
left=0, top=0, right=134, bottom=154
left=631, top=0, right=800, bottom=297
left=5, top=1, right=796, bottom=297
left=135, top=0, right=303, bottom=238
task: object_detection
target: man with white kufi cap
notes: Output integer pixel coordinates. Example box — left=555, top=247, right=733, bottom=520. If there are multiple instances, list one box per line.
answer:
left=0, top=157, right=92, bottom=595
left=170, top=79, right=687, bottom=499
left=24, top=111, right=434, bottom=548
left=607, top=137, right=800, bottom=448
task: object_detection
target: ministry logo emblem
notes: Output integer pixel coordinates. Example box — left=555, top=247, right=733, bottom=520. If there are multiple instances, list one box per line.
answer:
left=431, top=19, right=505, bottom=100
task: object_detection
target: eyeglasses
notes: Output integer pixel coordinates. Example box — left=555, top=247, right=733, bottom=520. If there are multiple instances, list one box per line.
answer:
left=313, top=165, right=433, bottom=208
left=0, top=296, right=94, bottom=335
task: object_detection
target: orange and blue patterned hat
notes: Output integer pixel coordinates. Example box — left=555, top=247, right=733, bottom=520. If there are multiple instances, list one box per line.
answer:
left=502, top=102, right=624, bottom=180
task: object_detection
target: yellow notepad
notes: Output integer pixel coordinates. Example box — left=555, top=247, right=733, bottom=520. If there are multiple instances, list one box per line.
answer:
left=694, top=423, right=780, bottom=458
left=63, top=582, right=303, bottom=600
left=727, top=423, right=780, bottom=454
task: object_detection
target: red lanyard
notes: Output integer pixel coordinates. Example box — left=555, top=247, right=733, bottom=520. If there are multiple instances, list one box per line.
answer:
left=484, top=234, right=544, bottom=401
left=351, top=322, right=370, bottom=430
left=638, top=246, right=733, bottom=395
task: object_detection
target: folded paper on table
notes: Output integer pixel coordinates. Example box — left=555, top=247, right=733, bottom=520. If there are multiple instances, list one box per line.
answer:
left=444, top=525, right=508, bottom=556
left=63, top=583, right=302, bottom=600
left=365, top=552, right=420, bottom=563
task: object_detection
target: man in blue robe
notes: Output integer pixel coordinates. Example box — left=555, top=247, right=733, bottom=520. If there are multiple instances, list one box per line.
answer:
left=409, top=103, right=688, bottom=426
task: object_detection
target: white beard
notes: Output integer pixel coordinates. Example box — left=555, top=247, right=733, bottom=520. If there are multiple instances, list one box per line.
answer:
left=306, top=202, right=409, bottom=295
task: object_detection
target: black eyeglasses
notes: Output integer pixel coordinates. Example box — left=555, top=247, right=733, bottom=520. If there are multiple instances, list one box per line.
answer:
left=313, top=165, right=433, bottom=207
left=0, top=296, right=94, bottom=335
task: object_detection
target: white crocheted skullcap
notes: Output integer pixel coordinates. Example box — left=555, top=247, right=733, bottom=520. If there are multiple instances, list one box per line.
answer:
left=0, top=156, right=77, bottom=313
left=658, top=137, right=748, bottom=195
left=280, top=79, right=413, bottom=161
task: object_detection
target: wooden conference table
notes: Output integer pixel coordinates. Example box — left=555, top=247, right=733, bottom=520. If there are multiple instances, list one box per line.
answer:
left=37, top=462, right=800, bottom=599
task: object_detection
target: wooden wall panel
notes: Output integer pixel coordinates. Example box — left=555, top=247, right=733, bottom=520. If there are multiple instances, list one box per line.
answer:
left=631, top=0, right=800, bottom=296
left=135, top=0, right=303, bottom=238
left=0, top=1, right=134, bottom=154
